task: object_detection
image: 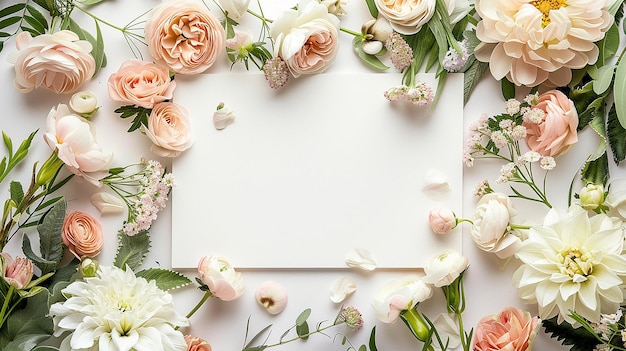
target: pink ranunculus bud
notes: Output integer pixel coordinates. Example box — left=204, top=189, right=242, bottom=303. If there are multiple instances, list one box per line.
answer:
left=1, top=253, right=34, bottom=289
left=197, top=255, right=244, bottom=301
left=428, top=207, right=457, bottom=234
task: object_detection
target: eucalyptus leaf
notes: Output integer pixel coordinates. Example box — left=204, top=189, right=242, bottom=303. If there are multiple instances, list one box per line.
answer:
left=593, top=64, right=616, bottom=95
left=613, top=55, right=626, bottom=128
left=296, top=308, right=311, bottom=326
left=296, top=321, right=309, bottom=339
left=135, top=268, right=192, bottom=291
left=114, top=230, right=151, bottom=270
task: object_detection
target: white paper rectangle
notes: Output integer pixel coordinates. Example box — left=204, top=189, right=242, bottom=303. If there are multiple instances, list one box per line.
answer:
left=171, top=72, right=463, bottom=268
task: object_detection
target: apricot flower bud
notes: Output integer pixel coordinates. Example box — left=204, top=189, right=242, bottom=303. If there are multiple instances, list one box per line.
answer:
left=255, top=280, right=288, bottom=315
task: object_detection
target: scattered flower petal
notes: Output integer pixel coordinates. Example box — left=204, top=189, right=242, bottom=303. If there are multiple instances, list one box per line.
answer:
left=345, top=248, right=377, bottom=271
left=329, top=276, right=357, bottom=303
left=213, top=102, right=236, bottom=130
left=255, top=280, right=288, bottom=315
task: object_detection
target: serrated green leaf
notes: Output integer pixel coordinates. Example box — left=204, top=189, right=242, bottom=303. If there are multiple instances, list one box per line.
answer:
left=114, top=230, right=151, bottom=270
left=614, top=56, right=626, bottom=128
left=296, top=308, right=311, bottom=326
left=9, top=181, right=23, bottom=205
left=296, top=321, right=309, bottom=339
left=365, top=0, right=378, bottom=18
left=36, top=199, right=66, bottom=273
left=135, top=268, right=191, bottom=291
left=501, top=78, right=515, bottom=100
left=581, top=152, right=609, bottom=185
left=593, top=64, right=616, bottom=95
left=464, top=58, right=488, bottom=105
left=608, top=104, right=626, bottom=164
left=352, top=37, right=389, bottom=71
left=542, top=316, right=599, bottom=351
left=1, top=288, right=54, bottom=351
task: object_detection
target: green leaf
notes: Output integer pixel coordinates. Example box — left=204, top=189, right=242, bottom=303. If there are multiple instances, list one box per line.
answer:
left=36, top=199, right=66, bottom=273
left=352, top=37, right=389, bottom=71
left=0, top=16, right=20, bottom=29
left=608, top=104, right=626, bottom=164
left=365, top=0, right=378, bottom=18
left=296, top=308, right=311, bottom=326
left=243, top=318, right=272, bottom=350
left=296, top=321, right=309, bottom=339
left=22, top=235, right=57, bottom=275
left=500, top=78, right=516, bottom=100
left=76, top=0, right=105, bottom=4
left=593, top=64, right=616, bottom=95
left=23, top=15, right=45, bottom=34
left=9, top=181, right=23, bottom=205
left=542, top=316, right=599, bottom=351
left=114, top=230, right=151, bottom=270
left=0, top=289, right=54, bottom=351
left=463, top=58, right=489, bottom=105
left=67, top=19, right=106, bottom=76
left=596, top=22, right=619, bottom=66
left=0, top=4, right=26, bottom=19
left=26, top=5, right=48, bottom=30
left=114, top=105, right=152, bottom=132
left=614, top=55, right=626, bottom=128
left=369, top=326, right=378, bottom=351
left=2, top=131, right=13, bottom=156
left=135, top=268, right=192, bottom=291
left=581, top=152, right=609, bottom=186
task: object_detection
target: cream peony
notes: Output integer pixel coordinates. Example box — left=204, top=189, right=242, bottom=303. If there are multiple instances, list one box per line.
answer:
left=145, top=0, right=226, bottom=74
left=144, top=102, right=194, bottom=157
left=197, top=255, right=245, bottom=301
left=8, top=30, right=95, bottom=94
left=513, top=205, right=626, bottom=324
left=471, top=192, right=522, bottom=259
left=43, top=104, right=112, bottom=186
left=50, top=265, right=188, bottom=351
left=371, top=275, right=432, bottom=323
left=474, top=0, right=613, bottom=86
left=270, top=0, right=340, bottom=77
left=107, top=59, right=176, bottom=109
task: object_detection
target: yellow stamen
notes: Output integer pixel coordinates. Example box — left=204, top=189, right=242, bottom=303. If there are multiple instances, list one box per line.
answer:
left=532, top=0, right=567, bottom=27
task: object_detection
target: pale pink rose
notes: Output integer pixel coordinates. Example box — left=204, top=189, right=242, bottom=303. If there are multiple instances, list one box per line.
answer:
left=43, top=104, right=112, bottom=186
left=472, top=307, right=540, bottom=351
left=270, top=0, right=340, bottom=77
left=428, top=207, right=457, bottom=234
left=145, top=0, right=225, bottom=75
left=523, top=90, right=578, bottom=157
left=471, top=193, right=521, bottom=259
left=144, top=102, right=194, bottom=157
left=62, top=211, right=104, bottom=259
left=197, top=255, right=244, bottom=301
left=184, top=335, right=212, bottom=351
left=107, top=60, right=176, bottom=109
left=8, top=30, right=95, bottom=94
left=374, top=0, right=436, bottom=35
left=0, top=253, right=34, bottom=289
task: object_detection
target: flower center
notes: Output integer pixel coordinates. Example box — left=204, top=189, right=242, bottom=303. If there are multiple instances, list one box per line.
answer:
left=559, top=248, right=592, bottom=278
left=532, top=0, right=567, bottom=27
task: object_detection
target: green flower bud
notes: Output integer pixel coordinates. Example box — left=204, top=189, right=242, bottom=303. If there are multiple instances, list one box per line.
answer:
left=80, top=258, right=99, bottom=277
left=36, top=152, right=64, bottom=187
left=400, top=305, right=430, bottom=342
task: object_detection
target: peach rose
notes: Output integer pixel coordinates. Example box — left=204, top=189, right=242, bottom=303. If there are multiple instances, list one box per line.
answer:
left=62, top=211, right=104, bottom=259
left=107, top=60, right=176, bottom=109
left=0, top=253, right=34, bottom=289
left=523, top=90, right=578, bottom=157
left=472, top=307, right=540, bottom=351
left=144, top=102, right=194, bottom=157
left=270, top=0, right=340, bottom=77
left=145, top=0, right=225, bottom=75
left=8, top=30, right=95, bottom=94
left=43, top=104, right=113, bottom=185
left=185, top=335, right=212, bottom=351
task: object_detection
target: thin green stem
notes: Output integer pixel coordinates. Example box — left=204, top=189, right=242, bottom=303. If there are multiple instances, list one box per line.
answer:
left=186, top=290, right=213, bottom=319
left=73, top=3, right=145, bottom=42
left=0, top=285, right=15, bottom=329
left=247, top=8, right=273, bottom=23
left=262, top=321, right=345, bottom=348
left=340, top=27, right=364, bottom=38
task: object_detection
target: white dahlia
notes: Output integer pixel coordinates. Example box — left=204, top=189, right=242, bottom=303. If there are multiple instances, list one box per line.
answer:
left=474, top=0, right=613, bottom=87
left=512, top=206, right=626, bottom=324
left=50, top=265, right=189, bottom=351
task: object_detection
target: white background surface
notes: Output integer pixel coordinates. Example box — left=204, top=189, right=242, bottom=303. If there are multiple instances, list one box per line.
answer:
left=0, top=0, right=604, bottom=349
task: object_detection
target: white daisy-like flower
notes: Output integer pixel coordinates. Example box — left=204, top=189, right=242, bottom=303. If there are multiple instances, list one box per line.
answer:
left=474, top=0, right=613, bottom=86
left=513, top=206, right=626, bottom=324
left=50, top=265, right=189, bottom=351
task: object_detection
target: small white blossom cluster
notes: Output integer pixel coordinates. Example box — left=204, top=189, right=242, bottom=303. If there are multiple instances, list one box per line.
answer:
left=384, top=82, right=434, bottom=106
left=123, top=160, right=175, bottom=236
left=442, top=39, right=470, bottom=72
left=589, top=309, right=626, bottom=350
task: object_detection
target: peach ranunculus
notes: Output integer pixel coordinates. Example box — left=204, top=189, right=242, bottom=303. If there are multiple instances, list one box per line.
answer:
left=43, top=104, right=113, bottom=186
left=472, top=307, right=540, bottom=351
left=143, top=102, right=194, bottom=157
left=270, top=0, right=340, bottom=78
left=523, top=90, right=578, bottom=157
left=474, top=0, right=613, bottom=87
left=184, top=335, right=212, bottom=351
left=0, top=253, right=34, bottom=289
left=107, top=59, right=176, bottom=109
left=8, top=30, right=96, bottom=94
left=197, top=255, right=245, bottom=301
left=62, top=211, right=104, bottom=259
left=145, top=0, right=226, bottom=75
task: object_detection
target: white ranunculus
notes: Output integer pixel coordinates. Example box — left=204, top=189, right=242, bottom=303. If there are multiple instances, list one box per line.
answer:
left=69, top=90, right=98, bottom=116
left=270, top=0, right=340, bottom=77
left=605, top=178, right=626, bottom=220
left=422, top=249, right=468, bottom=287
left=374, top=0, right=436, bottom=35
left=218, top=0, right=250, bottom=18
left=471, top=192, right=521, bottom=259
left=474, top=0, right=613, bottom=86
left=197, top=255, right=245, bottom=301
left=372, top=275, right=432, bottom=323
left=50, top=265, right=188, bottom=351
left=43, top=104, right=112, bottom=186
left=513, top=205, right=626, bottom=324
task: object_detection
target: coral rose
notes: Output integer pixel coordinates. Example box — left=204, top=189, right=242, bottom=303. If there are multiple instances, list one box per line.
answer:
left=107, top=59, right=176, bottom=109
left=270, top=0, right=340, bottom=77
left=197, top=255, right=245, bottom=301
left=8, top=30, right=95, bottom=94
left=185, top=335, right=212, bottom=351
left=144, top=102, right=194, bottom=157
left=62, top=211, right=104, bottom=259
left=474, top=0, right=612, bottom=86
left=472, top=307, right=540, bottom=351
left=43, top=104, right=112, bottom=185
left=523, top=90, right=578, bottom=157
left=145, top=0, right=225, bottom=74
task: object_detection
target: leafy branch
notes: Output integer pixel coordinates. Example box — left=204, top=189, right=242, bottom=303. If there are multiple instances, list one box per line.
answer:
left=114, top=105, right=152, bottom=132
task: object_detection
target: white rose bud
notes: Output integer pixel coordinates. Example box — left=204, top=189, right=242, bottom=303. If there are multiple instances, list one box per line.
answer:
left=69, top=91, right=98, bottom=118
left=579, top=183, right=605, bottom=211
